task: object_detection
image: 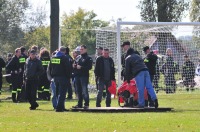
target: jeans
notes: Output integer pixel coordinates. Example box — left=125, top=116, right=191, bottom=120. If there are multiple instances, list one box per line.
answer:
left=134, top=70, right=157, bottom=107
left=50, top=79, right=57, bottom=109
left=75, top=76, right=89, bottom=107
left=96, top=79, right=111, bottom=107
left=54, top=76, right=70, bottom=110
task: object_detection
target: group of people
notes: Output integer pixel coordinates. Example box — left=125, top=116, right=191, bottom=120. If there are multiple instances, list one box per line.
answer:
left=0, top=40, right=196, bottom=111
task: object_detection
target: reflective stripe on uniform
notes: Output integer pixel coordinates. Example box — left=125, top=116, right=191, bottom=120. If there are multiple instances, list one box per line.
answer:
left=144, top=59, right=149, bottom=62
left=17, top=88, right=21, bottom=92
left=51, top=58, right=60, bottom=64
left=12, top=90, right=17, bottom=93
left=42, top=61, right=50, bottom=66
left=37, top=90, right=43, bottom=93
left=43, top=89, right=50, bottom=92
left=19, top=58, right=26, bottom=63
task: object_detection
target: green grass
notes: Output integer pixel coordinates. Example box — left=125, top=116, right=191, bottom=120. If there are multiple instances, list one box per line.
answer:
left=0, top=91, right=200, bottom=132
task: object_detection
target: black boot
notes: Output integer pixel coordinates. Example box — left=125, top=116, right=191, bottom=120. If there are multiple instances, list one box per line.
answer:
left=154, top=99, right=158, bottom=109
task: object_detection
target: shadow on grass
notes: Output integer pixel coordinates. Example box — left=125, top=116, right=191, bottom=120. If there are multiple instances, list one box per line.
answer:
left=171, top=109, right=200, bottom=113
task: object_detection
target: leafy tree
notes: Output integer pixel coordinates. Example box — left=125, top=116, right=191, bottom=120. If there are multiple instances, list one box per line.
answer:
left=23, top=26, right=50, bottom=50
left=61, top=8, right=109, bottom=54
left=0, top=0, right=29, bottom=52
left=190, top=0, right=200, bottom=22
left=138, top=0, right=189, bottom=22
left=190, top=0, right=200, bottom=49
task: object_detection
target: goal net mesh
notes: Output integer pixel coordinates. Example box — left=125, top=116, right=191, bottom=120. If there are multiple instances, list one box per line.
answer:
left=96, top=23, right=200, bottom=93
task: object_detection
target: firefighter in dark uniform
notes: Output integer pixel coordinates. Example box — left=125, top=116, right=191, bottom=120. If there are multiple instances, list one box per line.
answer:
left=161, top=48, right=178, bottom=94
left=182, top=55, right=195, bottom=91
left=19, top=46, right=28, bottom=101
left=0, top=56, right=6, bottom=95
left=6, top=48, right=22, bottom=103
left=38, top=49, right=51, bottom=100
left=24, top=49, right=44, bottom=110
left=48, top=47, right=72, bottom=112
left=143, top=46, right=158, bottom=107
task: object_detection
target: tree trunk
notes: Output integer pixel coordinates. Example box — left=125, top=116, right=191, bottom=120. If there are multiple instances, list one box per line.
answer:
left=50, top=0, right=59, bottom=53
left=156, top=0, right=169, bottom=22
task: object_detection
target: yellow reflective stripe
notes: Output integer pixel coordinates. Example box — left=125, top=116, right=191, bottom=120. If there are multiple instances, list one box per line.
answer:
left=144, top=59, right=149, bottom=62
left=43, top=89, right=50, bottom=92
left=19, top=58, right=26, bottom=63
left=37, top=90, right=43, bottom=93
left=42, top=86, right=44, bottom=89
left=12, top=91, right=17, bottom=93
left=17, top=89, right=21, bottom=92
left=51, top=58, right=60, bottom=64
left=42, top=61, right=50, bottom=66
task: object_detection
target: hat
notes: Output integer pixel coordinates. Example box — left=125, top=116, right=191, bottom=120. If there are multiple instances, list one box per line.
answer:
left=121, top=41, right=130, bottom=47
left=143, top=46, right=150, bottom=52
left=30, top=49, right=36, bottom=54
left=96, top=46, right=103, bottom=50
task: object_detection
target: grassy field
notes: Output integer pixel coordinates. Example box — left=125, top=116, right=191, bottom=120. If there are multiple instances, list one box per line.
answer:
left=0, top=91, right=200, bottom=132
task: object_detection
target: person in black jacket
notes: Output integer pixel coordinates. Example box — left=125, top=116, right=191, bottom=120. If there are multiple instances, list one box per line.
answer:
left=72, top=45, right=93, bottom=109
left=48, top=47, right=72, bottom=112
left=0, top=56, right=6, bottom=95
left=6, top=48, right=22, bottom=103
left=24, top=49, right=44, bottom=110
left=143, top=46, right=158, bottom=107
left=182, top=55, right=195, bottom=91
left=125, top=48, right=158, bottom=108
left=121, top=41, right=140, bottom=106
left=95, top=48, right=115, bottom=107
left=121, top=41, right=140, bottom=81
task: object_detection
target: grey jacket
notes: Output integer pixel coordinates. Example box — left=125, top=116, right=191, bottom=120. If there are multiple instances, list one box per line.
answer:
left=24, top=57, right=44, bottom=80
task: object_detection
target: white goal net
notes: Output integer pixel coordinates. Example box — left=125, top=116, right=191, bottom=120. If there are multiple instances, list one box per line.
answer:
left=96, top=22, right=200, bottom=93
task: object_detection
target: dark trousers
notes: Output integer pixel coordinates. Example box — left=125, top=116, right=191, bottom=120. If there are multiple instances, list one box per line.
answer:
left=25, top=79, right=38, bottom=107
left=96, top=79, right=111, bottom=107
left=11, top=74, right=22, bottom=102
left=38, top=78, right=50, bottom=100
left=75, top=76, right=89, bottom=107
left=54, top=76, right=70, bottom=110
left=67, top=82, right=73, bottom=99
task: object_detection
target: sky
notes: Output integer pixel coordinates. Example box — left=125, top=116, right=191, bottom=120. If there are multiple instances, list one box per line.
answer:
left=29, top=0, right=190, bottom=24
